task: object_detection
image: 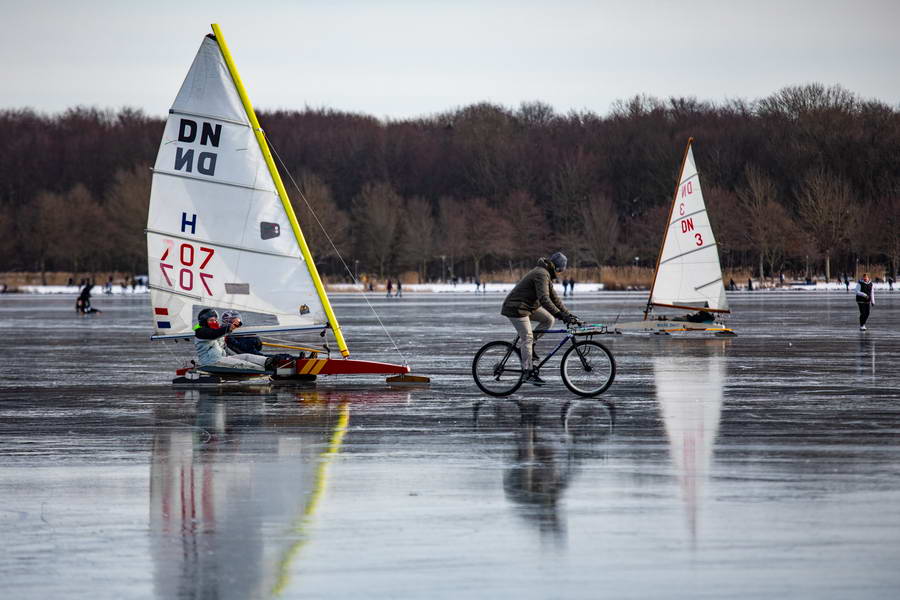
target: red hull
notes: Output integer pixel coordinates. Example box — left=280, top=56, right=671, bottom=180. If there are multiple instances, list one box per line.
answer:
left=289, top=358, right=410, bottom=376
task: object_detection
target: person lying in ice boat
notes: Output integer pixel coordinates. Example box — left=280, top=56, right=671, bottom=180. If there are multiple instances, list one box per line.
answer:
left=193, top=308, right=274, bottom=372
left=219, top=310, right=300, bottom=361
left=669, top=309, right=715, bottom=323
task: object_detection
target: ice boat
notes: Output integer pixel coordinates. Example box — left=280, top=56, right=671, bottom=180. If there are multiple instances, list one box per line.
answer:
left=615, top=139, right=736, bottom=336
left=148, top=24, right=420, bottom=385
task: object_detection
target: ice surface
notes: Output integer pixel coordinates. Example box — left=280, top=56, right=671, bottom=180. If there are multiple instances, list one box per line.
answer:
left=1, top=290, right=899, bottom=598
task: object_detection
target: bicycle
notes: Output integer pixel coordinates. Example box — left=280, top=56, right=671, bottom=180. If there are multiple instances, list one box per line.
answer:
left=472, top=324, right=616, bottom=398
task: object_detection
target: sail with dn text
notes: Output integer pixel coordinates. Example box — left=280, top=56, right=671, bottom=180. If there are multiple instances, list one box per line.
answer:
left=146, top=35, right=328, bottom=339
left=650, top=141, right=729, bottom=313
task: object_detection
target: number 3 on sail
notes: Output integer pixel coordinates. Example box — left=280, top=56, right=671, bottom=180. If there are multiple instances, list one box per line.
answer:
left=146, top=24, right=426, bottom=383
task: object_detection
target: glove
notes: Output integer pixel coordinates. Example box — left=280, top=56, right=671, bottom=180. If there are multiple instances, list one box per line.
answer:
left=561, top=312, right=580, bottom=326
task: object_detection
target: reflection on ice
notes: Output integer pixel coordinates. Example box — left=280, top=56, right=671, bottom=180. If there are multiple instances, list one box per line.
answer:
left=473, top=399, right=615, bottom=544
left=149, top=389, right=350, bottom=599
left=653, top=346, right=725, bottom=544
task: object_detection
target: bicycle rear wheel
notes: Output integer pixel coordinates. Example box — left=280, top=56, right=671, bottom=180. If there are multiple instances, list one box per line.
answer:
left=560, top=340, right=616, bottom=397
left=472, top=341, right=525, bottom=397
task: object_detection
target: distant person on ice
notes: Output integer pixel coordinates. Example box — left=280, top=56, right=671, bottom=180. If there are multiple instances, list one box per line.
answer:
left=75, top=281, right=100, bottom=314
left=500, top=252, right=581, bottom=387
left=386, top=279, right=393, bottom=298
left=854, top=273, right=875, bottom=331
left=193, top=308, right=273, bottom=372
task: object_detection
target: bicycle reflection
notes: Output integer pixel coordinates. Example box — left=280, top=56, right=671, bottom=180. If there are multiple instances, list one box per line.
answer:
left=473, top=399, right=615, bottom=543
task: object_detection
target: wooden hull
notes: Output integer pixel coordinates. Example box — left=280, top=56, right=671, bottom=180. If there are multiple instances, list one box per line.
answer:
left=615, top=319, right=736, bottom=336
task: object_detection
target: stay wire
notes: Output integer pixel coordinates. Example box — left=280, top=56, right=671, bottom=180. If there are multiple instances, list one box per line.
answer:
left=265, top=134, right=411, bottom=367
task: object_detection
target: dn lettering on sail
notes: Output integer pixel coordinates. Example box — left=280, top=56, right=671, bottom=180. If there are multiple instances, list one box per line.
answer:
left=173, top=118, right=220, bottom=176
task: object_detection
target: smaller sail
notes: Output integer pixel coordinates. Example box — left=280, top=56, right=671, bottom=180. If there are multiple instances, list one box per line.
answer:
left=650, top=140, right=729, bottom=313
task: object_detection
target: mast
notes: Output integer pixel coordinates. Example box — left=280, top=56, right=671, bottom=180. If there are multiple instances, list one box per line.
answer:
left=644, top=137, right=694, bottom=320
left=210, top=24, right=350, bottom=358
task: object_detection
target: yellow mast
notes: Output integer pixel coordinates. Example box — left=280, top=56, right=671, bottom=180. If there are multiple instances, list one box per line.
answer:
left=211, top=24, right=350, bottom=357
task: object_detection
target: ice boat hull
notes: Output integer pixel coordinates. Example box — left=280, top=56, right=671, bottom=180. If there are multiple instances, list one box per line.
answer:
left=615, top=319, right=736, bottom=336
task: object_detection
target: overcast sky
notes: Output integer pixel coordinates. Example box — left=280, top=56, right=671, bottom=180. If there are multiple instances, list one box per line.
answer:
left=2, top=0, right=898, bottom=120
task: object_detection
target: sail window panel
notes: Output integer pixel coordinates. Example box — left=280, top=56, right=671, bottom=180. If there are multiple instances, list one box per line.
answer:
left=147, top=178, right=300, bottom=259
left=153, top=115, right=273, bottom=192
left=172, top=37, right=248, bottom=126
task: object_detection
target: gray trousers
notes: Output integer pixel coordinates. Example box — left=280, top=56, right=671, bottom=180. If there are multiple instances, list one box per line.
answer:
left=508, top=308, right=555, bottom=371
left=210, top=354, right=269, bottom=371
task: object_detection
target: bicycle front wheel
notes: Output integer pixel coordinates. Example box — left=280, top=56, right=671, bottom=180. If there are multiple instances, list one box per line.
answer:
left=560, top=340, right=616, bottom=397
left=472, top=341, right=525, bottom=397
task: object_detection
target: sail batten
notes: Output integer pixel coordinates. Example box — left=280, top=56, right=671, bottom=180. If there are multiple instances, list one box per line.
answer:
left=150, top=169, right=274, bottom=193
left=168, top=108, right=250, bottom=127
left=146, top=229, right=301, bottom=259
left=648, top=140, right=729, bottom=314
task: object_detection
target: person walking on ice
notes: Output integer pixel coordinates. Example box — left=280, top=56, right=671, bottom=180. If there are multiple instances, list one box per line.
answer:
left=855, top=273, right=875, bottom=331
left=500, top=252, right=581, bottom=386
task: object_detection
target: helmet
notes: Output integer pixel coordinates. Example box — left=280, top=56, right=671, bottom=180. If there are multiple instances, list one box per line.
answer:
left=197, top=308, right=219, bottom=327
left=221, top=310, right=242, bottom=326
left=548, top=252, right=568, bottom=272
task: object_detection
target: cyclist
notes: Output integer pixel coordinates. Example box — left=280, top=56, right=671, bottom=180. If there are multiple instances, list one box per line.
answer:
left=501, top=252, right=581, bottom=386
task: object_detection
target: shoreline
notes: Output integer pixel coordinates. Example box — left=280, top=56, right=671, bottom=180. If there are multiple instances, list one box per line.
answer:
left=2, top=281, right=894, bottom=295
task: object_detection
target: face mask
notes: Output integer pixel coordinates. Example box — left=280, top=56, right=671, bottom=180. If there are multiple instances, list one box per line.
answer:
left=206, top=318, right=220, bottom=329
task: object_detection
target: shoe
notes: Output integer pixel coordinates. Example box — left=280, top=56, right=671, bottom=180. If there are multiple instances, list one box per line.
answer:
left=524, top=369, right=547, bottom=386
left=860, top=325, right=866, bottom=331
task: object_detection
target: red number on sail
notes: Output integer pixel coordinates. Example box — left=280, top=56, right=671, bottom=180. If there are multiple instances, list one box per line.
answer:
left=160, top=242, right=213, bottom=291
left=695, top=233, right=703, bottom=246
left=199, top=247, right=215, bottom=269
left=679, top=203, right=685, bottom=216
left=160, top=263, right=173, bottom=286
left=199, top=272, right=214, bottom=295
left=180, top=244, right=194, bottom=266
left=179, top=268, right=193, bottom=290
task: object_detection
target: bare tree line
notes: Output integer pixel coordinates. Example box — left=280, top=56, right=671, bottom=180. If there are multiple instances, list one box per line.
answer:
left=1, top=83, right=899, bottom=283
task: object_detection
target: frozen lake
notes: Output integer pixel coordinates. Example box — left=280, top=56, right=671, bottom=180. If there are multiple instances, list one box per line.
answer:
left=1, top=290, right=899, bottom=598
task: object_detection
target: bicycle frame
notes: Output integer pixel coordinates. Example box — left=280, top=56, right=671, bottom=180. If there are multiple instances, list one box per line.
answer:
left=512, top=325, right=605, bottom=371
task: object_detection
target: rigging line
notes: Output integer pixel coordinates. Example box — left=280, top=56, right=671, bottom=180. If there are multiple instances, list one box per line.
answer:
left=264, top=135, right=410, bottom=367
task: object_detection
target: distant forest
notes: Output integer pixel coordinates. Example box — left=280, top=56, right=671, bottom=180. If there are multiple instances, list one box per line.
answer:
left=1, top=83, right=899, bottom=283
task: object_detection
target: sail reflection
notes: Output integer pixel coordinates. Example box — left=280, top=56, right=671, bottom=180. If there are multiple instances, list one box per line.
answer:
left=653, top=344, right=725, bottom=544
left=149, top=388, right=404, bottom=599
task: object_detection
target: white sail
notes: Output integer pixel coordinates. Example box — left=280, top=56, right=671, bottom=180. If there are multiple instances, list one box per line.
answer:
left=147, top=35, right=327, bottom=338
left=650, top=140, right=729, bottom=313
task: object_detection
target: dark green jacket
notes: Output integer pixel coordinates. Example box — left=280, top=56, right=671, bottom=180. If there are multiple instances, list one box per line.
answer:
left=501, top=258, right=569, bottom=318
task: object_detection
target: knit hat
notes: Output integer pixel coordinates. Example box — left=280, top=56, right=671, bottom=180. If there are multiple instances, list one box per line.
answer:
left=548, top=252, right=568, bottom=272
